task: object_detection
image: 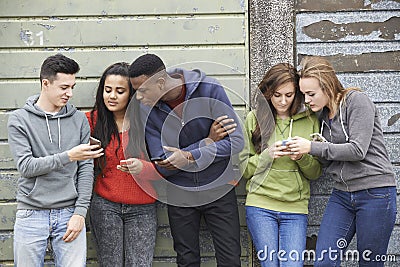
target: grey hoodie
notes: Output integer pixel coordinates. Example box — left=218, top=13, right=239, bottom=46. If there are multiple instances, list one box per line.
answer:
left=310, top=90, right=395, bottom=192
left=7, top=95, right=93, bottom=217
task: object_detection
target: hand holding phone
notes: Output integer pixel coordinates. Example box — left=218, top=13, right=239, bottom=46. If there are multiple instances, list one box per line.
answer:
left=89, top=136, right=101, bottom=146
left=118, top=158, right=143, bottom=175
left=89, top=137, right=101, bottom=151
left=150, top=156, right=163, bottom=162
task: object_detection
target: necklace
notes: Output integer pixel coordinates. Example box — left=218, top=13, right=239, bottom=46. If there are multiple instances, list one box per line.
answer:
left=276, top=121, right=290, bottom=138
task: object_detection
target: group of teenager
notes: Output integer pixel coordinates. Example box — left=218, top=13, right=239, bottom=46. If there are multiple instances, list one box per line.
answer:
left=7, top=52, right=396, bottom=267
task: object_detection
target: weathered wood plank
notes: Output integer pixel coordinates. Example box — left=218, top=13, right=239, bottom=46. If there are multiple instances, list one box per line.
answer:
left=0, top=144, right=14, bottom=170
left=0, top=48, right=247, bottom=78
left=0, top=113, right=9, bottom=140
left=0, top=203, right=16, bottom=230
left=297, top=12, right=400, bottom=42
left=0, top=106, right=248, bottom=141
left=0, top=76, right=248, bottom=109
left=0, top=0, right=245, bottom=17
left=297, top=42, right=400, bottom=72
left=0, top=228, right=250, bottom=261
left=0, top=172, right=18, bottom=200
left=1, top=134, right=398, bottom=169
left=296, top=0, right=400, bottom=12
left=0, top=16, right=246, bottom=48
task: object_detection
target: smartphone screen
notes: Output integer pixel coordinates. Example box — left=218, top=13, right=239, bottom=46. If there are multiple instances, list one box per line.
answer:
left=89, top=136, right=101, bottom=146
left=150, top=156, right=163, bottom=162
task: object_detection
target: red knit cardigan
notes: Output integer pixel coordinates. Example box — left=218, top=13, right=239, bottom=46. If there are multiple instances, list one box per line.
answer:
left=86, top=111, right=160, bottom=204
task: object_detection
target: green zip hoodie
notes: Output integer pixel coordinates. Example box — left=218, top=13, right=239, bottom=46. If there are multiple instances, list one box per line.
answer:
left=239, top=108, right=322, bottom=214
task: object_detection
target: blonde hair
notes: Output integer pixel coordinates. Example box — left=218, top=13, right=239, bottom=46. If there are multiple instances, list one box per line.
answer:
left=298, top=56, right=360, bottom=116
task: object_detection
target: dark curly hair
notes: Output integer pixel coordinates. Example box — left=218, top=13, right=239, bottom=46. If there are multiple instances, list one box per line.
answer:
left=128, top=53, right=166, bottom=78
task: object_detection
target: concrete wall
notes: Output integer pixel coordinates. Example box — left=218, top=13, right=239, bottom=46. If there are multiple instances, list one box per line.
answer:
left=295, top=0, right=400, bottom=266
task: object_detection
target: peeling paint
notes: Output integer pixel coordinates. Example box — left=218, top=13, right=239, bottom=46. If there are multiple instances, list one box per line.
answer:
left=19, top=30, right=32, bottom=43
left=37, top=23, right=55, bottom=30
left=296, top=0, right=400, bottom=11
left=303, top=17, right=400, bottom=41
left=208, top=25, right=220, bottom=33
left=298, top=51, right=400, bottom=72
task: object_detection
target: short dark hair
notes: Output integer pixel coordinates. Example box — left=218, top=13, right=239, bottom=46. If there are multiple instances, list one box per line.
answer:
left=128, top=53, right=166, bottom=78
left=40, top=53, right=80, bottom=83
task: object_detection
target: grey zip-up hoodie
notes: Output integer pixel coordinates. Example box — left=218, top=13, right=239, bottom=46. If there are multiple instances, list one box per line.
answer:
left=7, top=95, right=94, bottom=217
left=310, top=90, right=395, bottom=192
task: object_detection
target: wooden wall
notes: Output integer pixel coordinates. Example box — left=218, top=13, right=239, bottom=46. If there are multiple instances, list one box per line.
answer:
left=1, top=0, right=399, bottom=266
left=0, top=0, right=250, bottom=265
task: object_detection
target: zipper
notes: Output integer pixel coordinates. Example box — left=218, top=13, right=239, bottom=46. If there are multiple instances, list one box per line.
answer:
left=323, top=117, right=350, bottom=191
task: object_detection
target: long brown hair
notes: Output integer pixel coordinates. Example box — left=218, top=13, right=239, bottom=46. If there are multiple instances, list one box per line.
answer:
left=252, top=63, right=303, bottom=153
left=298, top=56, right=360, bottom=116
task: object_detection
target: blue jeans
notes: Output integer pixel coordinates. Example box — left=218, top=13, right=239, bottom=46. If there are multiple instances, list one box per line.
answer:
left=246, top=206, right=307, bottom=267
left=14, top=207, right=86, bottom=267
left=89, top=193, right=157, bottom=267
left=314, top=187, right=397, bottom=267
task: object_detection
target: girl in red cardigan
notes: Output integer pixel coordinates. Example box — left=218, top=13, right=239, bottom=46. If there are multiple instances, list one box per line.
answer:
left=86, top=62, right=160, bottom=266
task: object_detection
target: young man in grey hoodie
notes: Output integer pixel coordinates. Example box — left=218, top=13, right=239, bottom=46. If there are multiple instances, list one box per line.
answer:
left=7, top=54, right=104, bottom=266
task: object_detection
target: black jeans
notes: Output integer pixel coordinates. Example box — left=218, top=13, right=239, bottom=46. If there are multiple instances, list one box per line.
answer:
left=167, top=188, right=241, bottom=267
left=89, top=193, right=157, bottom=267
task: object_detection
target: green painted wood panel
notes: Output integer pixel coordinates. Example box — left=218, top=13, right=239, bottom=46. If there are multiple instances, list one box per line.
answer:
left=0, top=197, right=248, bottom=230
left=0, top=0, right=245, bottom=17
left=0, top=76, right=248, bottom=109
left=0, top=48, right=246, bottom=78
left=0, top=203, right=16, bottom=230
left=0, top=113, right=9, bottom=140
left=0, top=144, right=13, bottom=169
left=0, top=135, right=394, bottom=169
left=0, top=227, right=250, bottom=261
left=0, top=172, right=18, bottom=200
left=1, top=16, right=245, bottom=48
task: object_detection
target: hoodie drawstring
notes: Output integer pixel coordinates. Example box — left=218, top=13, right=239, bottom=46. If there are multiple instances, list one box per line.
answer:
left=58, top=117, right=61, bottom=149
left=45, top=115, right=62, bottom=149
left=319, top=102, right=349, bottom=143
left=288, top=119, right=293, bottom=139
left=339, top=100, right=349, bottom=142
left=45, top=115, right=53, bottom=144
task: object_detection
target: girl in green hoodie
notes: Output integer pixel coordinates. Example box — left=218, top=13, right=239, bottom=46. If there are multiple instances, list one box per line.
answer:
left=240, top=63, right=321, bottom=267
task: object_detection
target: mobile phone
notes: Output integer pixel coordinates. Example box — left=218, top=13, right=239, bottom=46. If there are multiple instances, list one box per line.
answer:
left=120, top=159, right=130, bottom=166
left=281, top=139, right=291, bottom=146
left=150, top=156, right=163, bottom=162
left=89, top=136, right=101, bottom=146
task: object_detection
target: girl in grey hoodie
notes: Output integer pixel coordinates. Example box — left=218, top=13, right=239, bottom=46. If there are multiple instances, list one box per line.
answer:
left=288, top=56, right=396, bottom=267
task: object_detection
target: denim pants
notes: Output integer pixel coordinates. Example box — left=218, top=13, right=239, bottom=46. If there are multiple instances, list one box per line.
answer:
left=167, top=188, right=241, bottom=267
left=314, top=187, right=397, bottom=267
left=246, top=206, right=307, bottom=267
left=14, top=207, right=86, bottom=267
left=89, top=193, right=157, bottom=267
